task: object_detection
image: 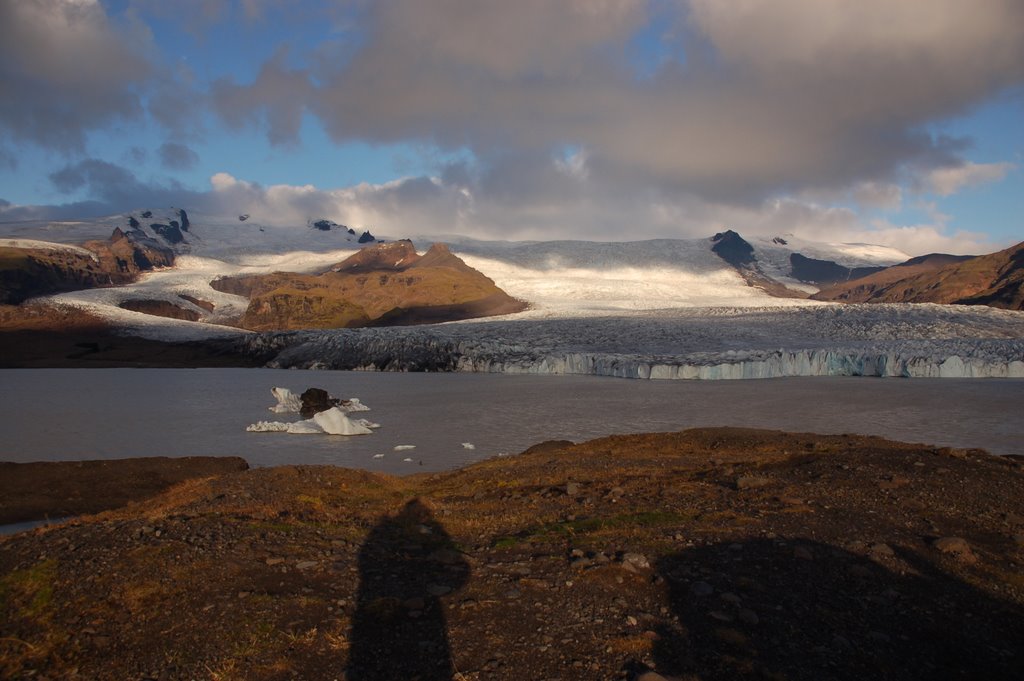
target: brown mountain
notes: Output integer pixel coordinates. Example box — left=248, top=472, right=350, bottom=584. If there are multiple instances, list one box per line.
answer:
left=211, top=241, right=527, bottom=330
left=813, top=241, right=1024, bottom=310
left=0, top=229, right=176, bottom=306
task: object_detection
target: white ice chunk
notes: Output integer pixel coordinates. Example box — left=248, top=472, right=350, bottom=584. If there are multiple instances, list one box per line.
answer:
left=353, top=418, right=381, bottom=429
left=340, top=398, right=371, bottom=412
left=462, top=442, right=476, bottom=449
left=403, top=457, right=414, bottom=462
left=372, top=453, right=385, bottom=459
left=269, top=387, right=302, bottom=413
left=394, top=445, right=416, bottom=451
left=246, top=421, right=291, bottom=432
left=312, top=407, right=374, bottom=435
left=286, top=420, right=323, bottom=434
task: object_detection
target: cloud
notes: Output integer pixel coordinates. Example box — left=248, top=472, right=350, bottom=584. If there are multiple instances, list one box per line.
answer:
left=0, top=0, right=153, bottom=152
left=124, top=146, right=148, bottom=165
left=0, top=145, right=16, bottom=171
left=158, top=142, right=200, bottom=170
left=50, top=159, right=136, bottom=195
left=291, top=0, right=1024, bottom=203
left=211, top=48, right=314, bottom=146
left=47, top=158, right=204, bottom=210
left=920, top=161, right=1015, bottom=196
left=5, top=155, right=1005, bottom=257
left=853, top=182, right=903, bottom=211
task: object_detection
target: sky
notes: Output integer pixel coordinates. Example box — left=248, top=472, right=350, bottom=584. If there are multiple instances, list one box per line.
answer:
left=0, top=0, right=1022, bottom=255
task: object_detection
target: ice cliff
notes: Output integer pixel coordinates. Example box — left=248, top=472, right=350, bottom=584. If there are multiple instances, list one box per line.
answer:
left=246, top=304, right=1024, bottom=380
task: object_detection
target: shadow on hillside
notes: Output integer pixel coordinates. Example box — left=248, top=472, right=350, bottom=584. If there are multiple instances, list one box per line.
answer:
left=651, top=538, right=1024, bottom=681
left=346, top=499, right=469, bottom=681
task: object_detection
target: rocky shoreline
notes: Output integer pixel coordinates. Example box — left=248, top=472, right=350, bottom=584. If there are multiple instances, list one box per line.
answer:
left=2, top=427, right=1023, bottom=680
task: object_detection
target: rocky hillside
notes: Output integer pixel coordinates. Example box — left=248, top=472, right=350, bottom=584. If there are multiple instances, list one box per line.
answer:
left=2, top=428, right=1022, bottom=680
left=708, top=231, right=806, bottom=298
left=212, top=241, right=527, bottom=331
left=0, top=245, right=115, bottom=305
left=814, top=241, right=1024, bottom=310
left=0, top=211, right=185, bottom=305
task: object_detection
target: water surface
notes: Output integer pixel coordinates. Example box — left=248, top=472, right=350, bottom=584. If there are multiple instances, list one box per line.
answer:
left=0, top=369, right=1020, bottom=473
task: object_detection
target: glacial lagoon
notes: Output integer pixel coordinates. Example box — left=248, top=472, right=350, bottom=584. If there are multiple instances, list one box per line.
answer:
left=0, top=369, right=1021, bottom=473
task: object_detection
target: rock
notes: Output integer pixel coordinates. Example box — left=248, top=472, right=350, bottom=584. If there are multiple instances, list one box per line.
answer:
left=622, top=552, right=650, bottom=569
left=690, top=581, right=714, bottom=597
left=239, top=214, right=249, bottom=221
left=738, top=608, right=760, bottom=625
left=295, top=560, right=318, bottom=570
left=868, top=543, right=895, bottom=559
left=720, top=592, right=741, bottom=605
left=879, top=476, right=911, bottom=490
left=427, top=584, right=452, bottom=596
left=635, top=672, right=670, bottom=681
left=358, top=230, right=376, bottom=243
left=736, top=475, right=772, bottom=490
left=178, top=208, right=190, bottom=231
left=299, top=388, right=340, bottom=418
left=403, top=597, right=426, bottom=610
left=1013, top=533, right=1024, bottom=546
left=933, top=536, right=976, bottom=561
left=565, top=481, right=581, bottom=496
left=265, top=557, right=284, bottom=566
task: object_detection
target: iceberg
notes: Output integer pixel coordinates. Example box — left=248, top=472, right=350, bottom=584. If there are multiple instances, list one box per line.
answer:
left=286, top=420, right=324, bottom=434
left=312, top=407, right=374, bottom=435
left=269, top=387, right=302, bottom=413
left=246, top=406, right=374, bottom=435
left=341, top=398, right=371, bottom=412
left=267, top=387, right=372, bottom=416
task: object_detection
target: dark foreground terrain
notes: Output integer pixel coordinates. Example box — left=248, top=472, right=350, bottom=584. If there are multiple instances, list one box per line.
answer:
left=0, top=305, right=259, bottom=368
left=2, top=428, right=1023, bottom=680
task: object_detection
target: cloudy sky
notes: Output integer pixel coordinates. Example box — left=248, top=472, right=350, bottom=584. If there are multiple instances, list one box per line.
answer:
left=1, top=0, right=1022, bottom=254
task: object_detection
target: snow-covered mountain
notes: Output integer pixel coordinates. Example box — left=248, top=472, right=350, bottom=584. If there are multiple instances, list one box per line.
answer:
left=2, top=209, right=910, bottom=336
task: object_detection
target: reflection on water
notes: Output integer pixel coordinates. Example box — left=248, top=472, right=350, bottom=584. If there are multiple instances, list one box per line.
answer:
left=0, top=369, right=1021, bottom=473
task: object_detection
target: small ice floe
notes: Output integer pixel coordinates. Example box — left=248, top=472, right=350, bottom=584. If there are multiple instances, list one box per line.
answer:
left=269, top=387, right=302, bottom=413
left=342, top=398, right=370, bottom=412
left=246, top=407, right=373, bottom=436
left=246, top=421, right=290, bottom=432
left=394, top=445, right=416, bottom=451
left=461, top=442, right=476, bottom=450
left=353, top=419, right=381, bottom=429
left=403, top=457, right=414, bottom=462
left=372, top=453, right=385, bottom=459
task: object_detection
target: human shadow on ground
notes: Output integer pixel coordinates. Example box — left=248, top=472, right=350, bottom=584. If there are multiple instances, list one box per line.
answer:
left=651, top=538, right=1024, bottom=681
left=346, top=498, right=469, bottom=680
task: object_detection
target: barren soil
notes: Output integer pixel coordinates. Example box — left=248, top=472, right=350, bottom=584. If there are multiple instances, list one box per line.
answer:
left=2, top=428, right=1023, bottom=680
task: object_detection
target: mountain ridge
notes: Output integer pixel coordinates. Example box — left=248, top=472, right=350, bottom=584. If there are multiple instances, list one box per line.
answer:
left=814, top=241, right=1024, bottom=310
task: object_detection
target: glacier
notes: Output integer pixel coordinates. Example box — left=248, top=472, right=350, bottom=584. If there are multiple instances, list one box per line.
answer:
left=247, top=304, right=1024, bottom=380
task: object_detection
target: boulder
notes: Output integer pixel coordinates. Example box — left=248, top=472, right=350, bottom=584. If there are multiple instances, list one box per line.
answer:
left=300, top=388, right=340, bottom=418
